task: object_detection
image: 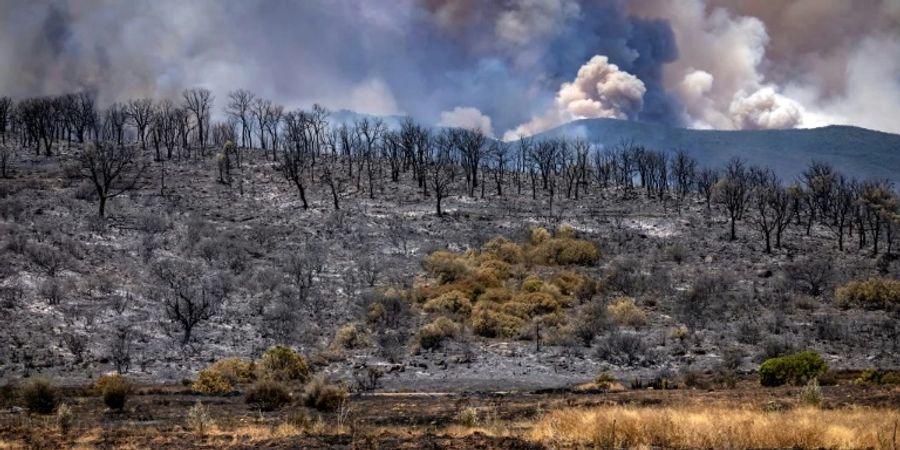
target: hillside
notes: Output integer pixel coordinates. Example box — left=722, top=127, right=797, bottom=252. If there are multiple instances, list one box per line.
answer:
left=539, top=119, right=900, bottom=185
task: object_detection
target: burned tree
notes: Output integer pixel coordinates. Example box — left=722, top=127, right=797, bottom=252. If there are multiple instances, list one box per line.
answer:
left=280, top=110, right=317, bottom=209
left=429, top=130, right=457, bottom=217
left=152, top=258, right=231, bottom=345
left=715, top=158, right=752, bottom=241
left=749, top=168, right=793, bottom=253
left=490, top=140, right=509, bottom=197
left=127, top=98, right=155, bottom=153
left=0, top=96, right=11, bottom=145
left=182, top=88, right=213, bottom=151
left=697, top=168, right=719, bottom=211
left=226, top=89, right=256, bottom=149
left=78, top=142, right=146, bottom=217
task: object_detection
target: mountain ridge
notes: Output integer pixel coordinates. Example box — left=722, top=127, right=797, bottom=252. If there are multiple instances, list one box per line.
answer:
left=538, top=118, right=900, bottom=185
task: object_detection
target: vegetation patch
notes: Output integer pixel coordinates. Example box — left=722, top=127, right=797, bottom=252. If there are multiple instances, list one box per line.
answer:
left=245, top=380, right=292, bottom=411
left=410, top=226, right=599, bottom=340
left=759, top=351, right=828, bottom=387
left=94, top=374, right=131, bottom=410
left=257, top=345, right=310, bottom=382
left=301, top=377, right=348, bottom=412
left=836, top=277, right=900, bottom=309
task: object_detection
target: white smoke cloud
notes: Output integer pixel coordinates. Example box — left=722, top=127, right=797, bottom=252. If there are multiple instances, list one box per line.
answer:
left=729, top=87, right=803, bottom=130
left=792, top=35, right=900, bottom=133
left=629, top=0, right=816, bottom=131
left=344, top=78, right=402, bottom=116
left=504, top=55, right=646, bottom=140
left=438, top=106, right=494, bottom=136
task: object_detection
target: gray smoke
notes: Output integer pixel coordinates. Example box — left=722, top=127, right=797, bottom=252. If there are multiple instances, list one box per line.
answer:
left=0, top=0, right=898, bottom=135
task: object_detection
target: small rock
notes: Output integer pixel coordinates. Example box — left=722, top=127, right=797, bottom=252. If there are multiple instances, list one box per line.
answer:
left=756, top=269, right=773, bottom=278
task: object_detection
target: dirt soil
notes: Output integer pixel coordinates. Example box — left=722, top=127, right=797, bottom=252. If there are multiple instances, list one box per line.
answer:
left=1, top=373, right=898, bottom=449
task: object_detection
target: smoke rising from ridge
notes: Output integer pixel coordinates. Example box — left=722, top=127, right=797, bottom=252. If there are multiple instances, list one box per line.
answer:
left=0, top=0, right=898, bottom=136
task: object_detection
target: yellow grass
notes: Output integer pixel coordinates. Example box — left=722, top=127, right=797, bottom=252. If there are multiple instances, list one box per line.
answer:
left=530, top=405, right=900, bottom=449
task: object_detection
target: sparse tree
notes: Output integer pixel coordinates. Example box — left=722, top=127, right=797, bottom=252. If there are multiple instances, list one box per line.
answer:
left=78, top=141, right=146, bottom=217
left=182, top=88, right=213, bottom=152
left=0, top=145, right=13, bottom=178
left=489, top=140, right=509, bottom=197
left=0, top=96, right=12, bottom=144
left=429, top=130, right=457, bottom=217
left=153, top=258, right=231, bottom=345
left=715, top=158, right=752, bottom=241
left=697, top=168, right=719, bottom=211
left=749, top=168, right=794, bottom=253
left=227, top=89, right=256, bottom=149
left=127, top=98, right=155, bottom=153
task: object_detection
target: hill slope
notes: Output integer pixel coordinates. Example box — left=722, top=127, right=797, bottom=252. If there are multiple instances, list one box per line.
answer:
left=539, top=118, right=900, bottom=185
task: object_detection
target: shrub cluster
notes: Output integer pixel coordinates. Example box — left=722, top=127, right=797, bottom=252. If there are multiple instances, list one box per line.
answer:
left=245, top=380, right=292, bottom=411
left=606, top=297, right=647, bottom=327
left=94, top=374, right=131, bottom=410
left=194, top=347, right=308, bottom=394
left=527, top=226, right=600, bottom=266
left=257, top=345, right=310, bottom=382
left=301, top=377, right=348, bottom=412
left=836, top=278, right=900, bottom=309
left=856, top=368, right=900, bottom=385
left=331, top=323, right=365, bottom=350
left=416, top=316, right=459, bottom=350
left=192, top=369, right=235, bottom=395
left=759, top=351, right=828, bottom=387
left=412, top=226, right=598, bottom=340
left=21, top=379, right=58, bottom=415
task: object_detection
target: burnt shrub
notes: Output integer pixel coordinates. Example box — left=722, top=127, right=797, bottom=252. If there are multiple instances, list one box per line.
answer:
left=759, top=351, right=827, bottom=387
left=758, top=337, right=796, bottom=361
left=595, top=331, right=651, bottom=366
left=245, top=380, right=291, bottom=411
left=783, top=256, right=833, bottom=296
left=301, top=377, right=348, bottom=412
left=95, top=374, right=131, bottom=411
left=22, top=379, right=58, bottom=414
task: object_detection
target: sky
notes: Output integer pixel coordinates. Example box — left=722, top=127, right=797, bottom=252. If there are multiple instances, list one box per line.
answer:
left=1, top=0, right=899, bottom=139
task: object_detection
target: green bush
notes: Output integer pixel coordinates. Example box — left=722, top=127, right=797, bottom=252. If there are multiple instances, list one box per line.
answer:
left=857, top=368, right=900, bottom=385
left=245, top=380, right=291, bottom=411
left=95, top=374, right=131, bottom=410
left=21, top=379, right=57, bottom=415
left=258, top=345, right=310, bottom=382
left=836, top=278, right=900, bottom=309
left=759, top=351, right=827, bottom=387
left=301, top=377, right=348, bottom=412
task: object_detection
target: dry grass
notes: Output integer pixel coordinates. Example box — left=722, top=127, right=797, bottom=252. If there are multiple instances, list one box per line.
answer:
left=530, top=405, right=900, bottom=449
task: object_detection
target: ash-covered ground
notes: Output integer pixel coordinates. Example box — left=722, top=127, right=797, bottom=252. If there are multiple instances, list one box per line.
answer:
left=0, top=144, right=897, bottom=391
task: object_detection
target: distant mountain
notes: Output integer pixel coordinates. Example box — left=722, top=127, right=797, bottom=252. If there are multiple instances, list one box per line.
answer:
left=538, top=118, right=900, bottom=186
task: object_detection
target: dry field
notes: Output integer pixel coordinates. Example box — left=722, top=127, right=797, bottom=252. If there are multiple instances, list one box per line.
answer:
left=1, top=374, right=898, bottom=449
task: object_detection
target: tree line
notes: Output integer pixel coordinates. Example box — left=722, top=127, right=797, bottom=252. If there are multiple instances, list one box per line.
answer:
left=0, top=90, right=897, bottom=256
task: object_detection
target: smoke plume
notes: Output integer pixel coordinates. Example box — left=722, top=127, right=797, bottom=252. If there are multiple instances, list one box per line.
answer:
left=0, top=0, right=898, bottom=135
left=505, top=56, right=646, bottom=140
